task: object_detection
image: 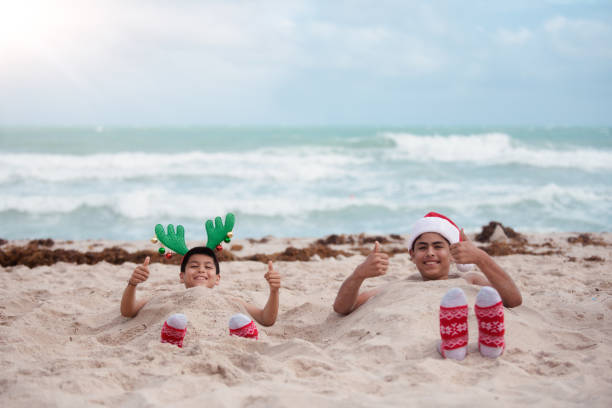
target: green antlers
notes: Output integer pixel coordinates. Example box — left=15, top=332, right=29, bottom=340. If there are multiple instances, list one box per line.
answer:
left=154, top=224, right=190, bottom=255
left=154, top=213, right=235, bottom=256
left=205, top=213, right=235, bottom=250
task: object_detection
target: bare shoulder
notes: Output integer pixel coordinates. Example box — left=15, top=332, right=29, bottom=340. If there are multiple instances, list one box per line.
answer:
left=462, top=272, right=490, bottom=286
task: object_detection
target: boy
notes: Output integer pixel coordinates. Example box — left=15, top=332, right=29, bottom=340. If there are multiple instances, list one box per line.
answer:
left=333, top=212, right=522, bottom=360
left=121, top=246, right=281, bottom=346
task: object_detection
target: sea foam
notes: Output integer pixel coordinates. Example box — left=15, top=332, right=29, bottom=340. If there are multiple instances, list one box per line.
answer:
left=382, top=132, right=612, bottom=171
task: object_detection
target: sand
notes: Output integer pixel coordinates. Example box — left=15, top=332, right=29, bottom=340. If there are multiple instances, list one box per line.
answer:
left=1, top=233, right=611, bottom=407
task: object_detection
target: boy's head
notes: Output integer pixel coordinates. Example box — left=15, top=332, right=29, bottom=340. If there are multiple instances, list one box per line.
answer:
left=407, top=212, right=470, bottom=280
left=409, top=231, right=452, bottom=280
left=179, top=246, right=220, bottom=289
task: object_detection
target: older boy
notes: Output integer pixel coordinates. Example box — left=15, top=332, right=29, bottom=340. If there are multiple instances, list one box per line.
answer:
left=121, top=246, right=281, bottom=346
left=333, top=212, right=521, bottom=360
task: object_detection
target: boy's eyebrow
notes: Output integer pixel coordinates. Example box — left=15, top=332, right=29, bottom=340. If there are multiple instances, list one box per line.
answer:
left=416, top=240, right=446, bottom=245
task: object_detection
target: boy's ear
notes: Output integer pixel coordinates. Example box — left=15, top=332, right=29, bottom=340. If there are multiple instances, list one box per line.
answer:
left=215, top=274, right=221, bottom=285
left=409, top=249, right=415, bottom=262
left=179, top=272, right=185, bottom=283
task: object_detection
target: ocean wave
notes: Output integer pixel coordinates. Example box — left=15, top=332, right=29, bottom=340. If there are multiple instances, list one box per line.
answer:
left=1, top=183, right=606, bottom=220
left=0, top=148, right=368, bottom=183
left=382, top=132, right=612, bottom=171
left=0, top=191, right=396, bottom=219
left=1, top=133, right=611, bottom=185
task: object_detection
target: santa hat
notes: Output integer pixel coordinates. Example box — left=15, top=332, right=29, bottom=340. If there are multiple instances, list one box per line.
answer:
left=408, top=212, right=474, bottom=273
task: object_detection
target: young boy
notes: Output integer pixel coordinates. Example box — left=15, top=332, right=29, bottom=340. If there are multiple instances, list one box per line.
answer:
left=333, top=212, right=522, bottom=360
left=121, top=246, right=281, bottom=346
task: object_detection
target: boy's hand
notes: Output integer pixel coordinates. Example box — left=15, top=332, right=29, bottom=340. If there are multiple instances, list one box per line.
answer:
left=450, top=230, right=484, bottom=265
left=355, top=241, right=389, bottom=279
left=129, top=256, right=150, bottom=286
left=264, top=261, right=281, bottom=292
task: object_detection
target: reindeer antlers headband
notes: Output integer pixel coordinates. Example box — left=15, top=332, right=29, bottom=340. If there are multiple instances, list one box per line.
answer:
left=152, top=213, right=235, bottom=258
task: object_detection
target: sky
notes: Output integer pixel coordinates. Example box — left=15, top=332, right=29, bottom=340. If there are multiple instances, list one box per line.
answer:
left=0, top=0, right=611, bottom=126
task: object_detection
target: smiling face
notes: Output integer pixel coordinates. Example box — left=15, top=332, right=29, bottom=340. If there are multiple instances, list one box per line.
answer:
left=409, top=232, right=451, bottom=280
left=180, top=253, right=220, bottom=288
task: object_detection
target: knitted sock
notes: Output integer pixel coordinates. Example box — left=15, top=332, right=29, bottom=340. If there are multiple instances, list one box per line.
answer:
left=475, top=287, right=505, bottom=358
left=160, top=313, right=188, bottom=348
left=438, top=287, right=469, bottom=360
left=228, top=313, right=259, bottom=340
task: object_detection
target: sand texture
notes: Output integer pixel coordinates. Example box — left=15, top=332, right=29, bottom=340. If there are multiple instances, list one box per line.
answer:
left=1, top=232, right=611, bottom=407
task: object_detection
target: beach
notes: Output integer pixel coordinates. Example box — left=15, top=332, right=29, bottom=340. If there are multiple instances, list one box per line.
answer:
left=2, top=1, right=612, bottom=405
left=1, top=231, right=611, bottom=407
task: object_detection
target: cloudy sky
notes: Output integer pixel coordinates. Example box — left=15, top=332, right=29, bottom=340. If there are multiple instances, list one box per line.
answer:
left=0, top=0, right=611, bottom=126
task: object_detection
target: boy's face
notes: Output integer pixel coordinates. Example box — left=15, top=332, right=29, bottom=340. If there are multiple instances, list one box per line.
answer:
left=180, top=253, right=220, bottom=289
left=409, top=232, right=451, bottom=280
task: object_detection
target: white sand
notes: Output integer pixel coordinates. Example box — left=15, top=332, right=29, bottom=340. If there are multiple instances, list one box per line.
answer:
left=1, top=233, right=611, bottom=407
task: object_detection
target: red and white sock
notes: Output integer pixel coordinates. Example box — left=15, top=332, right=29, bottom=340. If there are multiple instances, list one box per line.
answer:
left=438, top=287, right=469, bottom=360
left=160, top=313, right=188, bottom=348
left=475, top=287, right=505, bottom=358
left=229, top=313, right=258, bottom=340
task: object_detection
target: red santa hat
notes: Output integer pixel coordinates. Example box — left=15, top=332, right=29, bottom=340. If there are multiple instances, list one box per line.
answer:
left=408, top=212, right=473, bottom=273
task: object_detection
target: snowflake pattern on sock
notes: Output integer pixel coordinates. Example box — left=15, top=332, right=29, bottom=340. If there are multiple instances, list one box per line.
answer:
left=439, top=304, right=469, bottom=351
left=160, top=321, right=187, bottom=348
left=475, top=301, right=505, bottom=349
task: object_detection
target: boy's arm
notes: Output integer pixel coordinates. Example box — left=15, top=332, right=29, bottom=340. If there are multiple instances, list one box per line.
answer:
left=242, top=261, right=281, bottom=327
left=120, top=257, right=151, bottom=317
left=451, top=231, right=522, bottom=308
left=333, top=242, right=388, bottom=315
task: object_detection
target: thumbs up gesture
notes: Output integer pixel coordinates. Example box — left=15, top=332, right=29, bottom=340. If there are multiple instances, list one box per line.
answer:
left=129, top=256, right=150, bottom=286
left=355, top=241, right=389, bottom=279
left=450, top=229, right=483, bottom=265
left=264, top=261, right=281, bottom=292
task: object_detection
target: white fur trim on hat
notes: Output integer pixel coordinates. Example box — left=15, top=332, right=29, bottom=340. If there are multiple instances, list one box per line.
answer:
left=408, top=212, right=473, bottom=272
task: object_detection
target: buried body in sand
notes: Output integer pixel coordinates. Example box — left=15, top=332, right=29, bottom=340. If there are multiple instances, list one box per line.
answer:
left=334, top=212, right=522, bottom=360
left=120, top=214, right=281, bottom=346
left=121, top=247, right=281, bottom=345
left=126, top=211, right=519, bottom=362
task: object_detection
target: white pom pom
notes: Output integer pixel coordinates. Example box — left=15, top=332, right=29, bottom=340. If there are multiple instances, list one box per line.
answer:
left=228, top=313, right=251, bottom=330
left=456, top=263, right=474, bottom=273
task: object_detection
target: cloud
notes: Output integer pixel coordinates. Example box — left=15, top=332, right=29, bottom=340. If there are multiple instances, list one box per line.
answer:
left=544, top=16, right=612, bottom=58
left=303, top=22, right=444, bottom=75
left=1, top=1, right=611, bottom=125
left=496, top=27, right=532, bottom=45
left=0, top=0, right=451, bottom=85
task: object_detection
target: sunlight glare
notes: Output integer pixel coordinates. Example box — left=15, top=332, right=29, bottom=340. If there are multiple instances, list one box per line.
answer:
left=0, top=1, right=69, bottom=55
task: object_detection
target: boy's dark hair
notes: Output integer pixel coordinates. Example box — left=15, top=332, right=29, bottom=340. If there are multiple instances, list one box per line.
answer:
left=180, top=246, right=220, bottom=274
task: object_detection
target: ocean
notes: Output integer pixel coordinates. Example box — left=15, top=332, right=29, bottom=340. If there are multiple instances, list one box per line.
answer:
left=0, top=126, right=610, bottom=241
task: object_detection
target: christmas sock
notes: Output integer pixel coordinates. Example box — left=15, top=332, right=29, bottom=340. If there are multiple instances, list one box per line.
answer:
left=438, top=287, right=469, bottom=360
left=228, top=313, right=259, bottom=340
left=475, top=286, right=505, bottom=358
left=160, top=313, right=188, bottom=348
